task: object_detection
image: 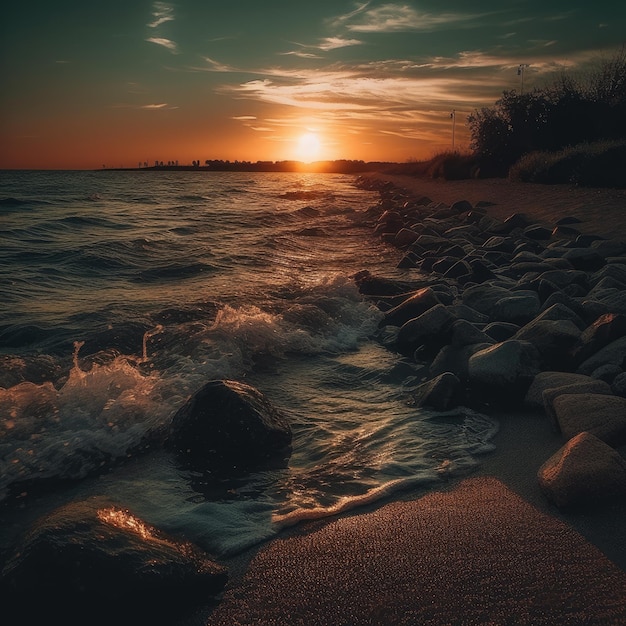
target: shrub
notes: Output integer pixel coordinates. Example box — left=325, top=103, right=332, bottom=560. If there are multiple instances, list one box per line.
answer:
left=509, top=140, right=626, bottom=188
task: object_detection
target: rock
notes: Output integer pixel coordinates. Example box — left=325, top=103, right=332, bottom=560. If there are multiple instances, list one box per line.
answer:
left=552, top=393, right=626, bottom=447
left=491, top=293, right=541, bottom=325
left=524, top=372, right=598, bottom=409
left=483, top=321, right=520, bottom=342
left=570, top=313, right=626, bottom=364
left=589, top=363, right=623, bottom=384
left=430, top=343, right=492, bottom=382
left=563, top=248, right=606, bottom=271
left=542, top=380, right=613, bottom=430
left=612, top=372, right=626, bottom=397
left=537, top=432, right=626, bottom=508
left=468, top=340, right=542, bottom=401
left=0, top=497, right=228, bottom=622
left=524, top=225, right=552, bottom=240
left=396, top=304, right=457, bottom=358
left=393, top=228, right=420, bottom=247
left=166, top=379, right=292, bottom=469
left=379, top=287, right=441, bottom=328
left=576, top=335, right=626, bottom=376
left=412, top=372, right=461, bottom=411
left=513, top=318, right=581, bottom=370
left=462, top=283, right=516, bottom=319
left=450, top=319, right=495, bottom=348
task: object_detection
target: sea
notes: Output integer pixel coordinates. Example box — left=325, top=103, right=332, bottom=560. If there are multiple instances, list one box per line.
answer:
left=0, top=169, right=498, bottom=558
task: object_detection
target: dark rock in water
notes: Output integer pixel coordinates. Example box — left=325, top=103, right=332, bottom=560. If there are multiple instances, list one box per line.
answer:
left=412, top=372, right=461, bottom=411
left=0, top=497, right=228, bottom=624
left=166, top=379, right=292, bottom=470
left=380, top=287, right=441, bottom=328
left=552, top=393, right=626, bottom=447
left=0, top=354, right=65, bottom=388
left=353, top=269, right=423, bottom=300
left=429, top=343, right=492, bottom=382
left=462, top=283, right=517, bottom=320
left=396, top=304, right=456, bottom=358
left=537, top=432, right=626, bottom=509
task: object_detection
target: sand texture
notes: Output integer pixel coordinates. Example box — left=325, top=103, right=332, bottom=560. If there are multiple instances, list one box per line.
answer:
left=207, top=476, right=626, bottom=625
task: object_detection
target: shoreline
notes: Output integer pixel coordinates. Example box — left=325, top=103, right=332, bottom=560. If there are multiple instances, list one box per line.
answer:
left=202, top=174, right=626, bottom=625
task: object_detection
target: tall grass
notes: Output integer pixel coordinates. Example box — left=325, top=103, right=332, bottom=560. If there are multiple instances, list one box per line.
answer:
left=508, top=140, right=626, bottom=188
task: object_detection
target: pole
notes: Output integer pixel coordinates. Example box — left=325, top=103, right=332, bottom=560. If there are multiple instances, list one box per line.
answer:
left=518, top=64, right=529, bottom=95
left=450, top=109, right=456, bottom=149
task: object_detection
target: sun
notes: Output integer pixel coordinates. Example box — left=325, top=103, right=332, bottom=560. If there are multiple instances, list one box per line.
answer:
left=295, top=132, right=322, bottom=162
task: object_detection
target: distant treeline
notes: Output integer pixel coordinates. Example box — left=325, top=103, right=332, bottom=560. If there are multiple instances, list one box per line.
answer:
left=106, top=160, right=397, bottom=174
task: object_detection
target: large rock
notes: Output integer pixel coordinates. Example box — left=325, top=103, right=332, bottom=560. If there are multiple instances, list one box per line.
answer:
left=542, top=379, right=613, bottom=430
left=0, top=497, right=228, bottom=622
left=412, top=372, right=461, bottom=411
left=491, top=293, right=541, bottom=325
left=576, top=335, right=626, bottom=376
left=380, top=286, right=441, bottom=328
left=429, top=343, right=492, bottom=382
left=552, top=393, right=626, bottom=447
left=537, top=432, right=626, bottom=508
left=166, top=379, right=292, bottom=469
left=462, top=284, right=515, bottom=320
left=524, top=372, right=597, bottom=409
left=569, top=313, right=626, bottom=365
left=513, top=319, right=581, bottom=370
left=396, top=304, right=456, bottom=358
left=468, top=340, right=542, bottom=401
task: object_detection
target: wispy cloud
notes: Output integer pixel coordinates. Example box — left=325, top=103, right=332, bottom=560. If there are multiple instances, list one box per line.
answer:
left=231, top=115, right=257, bottom=121
left=146, top=37, right=178, bottom=52
left=141, top=103, right=170, bottom=109
left=146, top=2, right=177, bottom=53
left=148, top=2, right=175, bottom=28
left=330, top=3, right=489, bottom=33
left=202, top=56, right=236, bottom=72
left=318, top=37, right=364, bottom=51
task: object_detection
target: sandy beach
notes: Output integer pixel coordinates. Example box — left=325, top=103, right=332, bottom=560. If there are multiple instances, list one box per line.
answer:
left=199, top=176, right=626, bottom=626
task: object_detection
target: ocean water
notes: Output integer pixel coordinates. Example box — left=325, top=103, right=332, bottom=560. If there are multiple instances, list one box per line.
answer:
left=0, top=170, right=497, bottom=557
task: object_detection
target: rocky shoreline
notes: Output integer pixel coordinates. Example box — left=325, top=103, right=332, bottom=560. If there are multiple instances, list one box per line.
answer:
left=2, top=175, right=626, bottom=624
left=354, top=174, right=626, bottom=510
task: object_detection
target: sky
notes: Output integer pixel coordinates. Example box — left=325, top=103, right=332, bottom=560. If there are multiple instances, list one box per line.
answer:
left=1, top=1, right=625, bottom=169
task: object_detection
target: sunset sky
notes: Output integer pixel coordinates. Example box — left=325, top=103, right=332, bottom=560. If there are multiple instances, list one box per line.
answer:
left=1, top=1, right=624, bottom=169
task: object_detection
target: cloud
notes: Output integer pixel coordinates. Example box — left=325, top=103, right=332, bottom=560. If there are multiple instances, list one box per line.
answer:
left=318, top=37, right=364, bottom=51
left=141, top=103, right=170, bottom=109
left=148, top=2, right=175, bottom=29
left=232, top=115, right=257, bottom=120
left=202, top=56, right=236, bottom=72
left=146, top=37, right=178, bottom=52
left=330, top=3, right=489, bottom=33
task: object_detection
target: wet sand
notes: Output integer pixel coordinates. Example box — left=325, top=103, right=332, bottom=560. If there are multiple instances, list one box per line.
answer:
left=201, top=176, right=626, bottom=625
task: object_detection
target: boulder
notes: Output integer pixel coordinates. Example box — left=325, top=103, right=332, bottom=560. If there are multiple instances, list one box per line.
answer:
left=563, top=248, right=606, bottom=271
left=513, top=319, right=581, bottom=370
left=524, top=371, right=597, bottom=409
left=576, top=335, right=626, bottom=376
left=396, top=304, right=456, bottom=358
left=612, top=372, right=626, bottom=397
left=468, top=340, right=542, bottom=400
left=450, top=319, right=495, bottom=348
left=430, top=343, right=492, bottom=382
left=483, top=321, right=520, bottom=342
left=542, top=379, right=613, bottom=430
left=552, top=393, right=626, bottom=447
left=462, top=283, right=516, bottom=319
left=569, top=312, right=626, bottom=365
left=379, top=286, right=441, bottom=328
left=537, top=432, right=626, bottom=508
left=491, top=293, right=541, bottom=325
left=0, top=497, right=228, bottom=622
left=166, top=379, right=292, bottom=469
left=412, top=372, right=461, bottom=411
